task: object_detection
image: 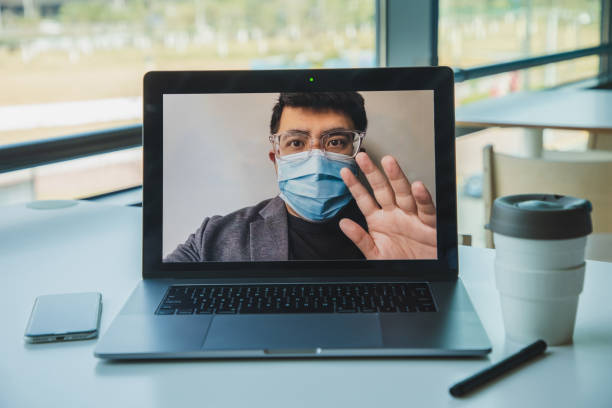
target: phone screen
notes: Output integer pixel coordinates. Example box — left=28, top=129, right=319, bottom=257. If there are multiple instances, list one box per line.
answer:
left=24, top=292, right=102, bottom=343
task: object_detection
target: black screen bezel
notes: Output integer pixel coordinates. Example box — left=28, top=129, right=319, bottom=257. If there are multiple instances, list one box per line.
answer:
left=143, top=67, right=458, bottom=280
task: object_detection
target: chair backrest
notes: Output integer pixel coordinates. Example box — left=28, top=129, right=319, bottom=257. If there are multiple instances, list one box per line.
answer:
left=483, top=145, right=612, bottom=248
left=587, top=132, right=612, bottom=151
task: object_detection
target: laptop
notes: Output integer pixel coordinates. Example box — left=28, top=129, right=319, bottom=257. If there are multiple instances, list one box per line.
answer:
left=94, top=67, right=492, bottom=359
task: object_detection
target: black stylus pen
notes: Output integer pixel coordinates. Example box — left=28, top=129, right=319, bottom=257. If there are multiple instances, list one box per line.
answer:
left=449, top=340, right=547, bottom=397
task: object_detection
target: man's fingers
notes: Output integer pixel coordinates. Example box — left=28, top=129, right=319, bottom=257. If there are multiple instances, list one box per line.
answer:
left=339, top=218, right=378, bottom=259
left=380, top=155, right=417, bottom=213
left=412, top=181, right=436, bottom=228
left=340, top=167, right=379, bottom=218
left=355, top=152, right=396, bottom=211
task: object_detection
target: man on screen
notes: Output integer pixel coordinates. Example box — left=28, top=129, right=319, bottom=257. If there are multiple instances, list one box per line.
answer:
left=165, top=92, right=437, bottom=262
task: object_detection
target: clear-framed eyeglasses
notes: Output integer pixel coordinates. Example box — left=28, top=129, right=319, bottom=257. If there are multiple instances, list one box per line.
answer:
left=269, top=129, right=365, bottom=161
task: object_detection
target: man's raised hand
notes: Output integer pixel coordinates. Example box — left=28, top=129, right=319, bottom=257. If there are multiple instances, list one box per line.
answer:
left=339, top=152, right=437, bottom=260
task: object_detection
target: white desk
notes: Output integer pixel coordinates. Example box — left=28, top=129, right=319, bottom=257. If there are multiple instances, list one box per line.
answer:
left=1, top=201, right=611, bottom=407
left=456, top=89, right=612, bottom=157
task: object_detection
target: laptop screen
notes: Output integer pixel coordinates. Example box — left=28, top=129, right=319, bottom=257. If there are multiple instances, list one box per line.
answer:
left=162, top=90, right=438, bottom=263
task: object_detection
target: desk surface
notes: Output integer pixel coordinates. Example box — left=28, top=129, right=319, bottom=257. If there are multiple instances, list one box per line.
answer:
left=1, top=201, right=611, bottom=408
left=456, top=89, right=612, bottom=132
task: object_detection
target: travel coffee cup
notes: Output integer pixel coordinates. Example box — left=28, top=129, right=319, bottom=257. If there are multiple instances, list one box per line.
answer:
left=489, top=194, right=592, bottom=345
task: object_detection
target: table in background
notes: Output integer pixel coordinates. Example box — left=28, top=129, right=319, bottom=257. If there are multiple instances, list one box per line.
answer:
left=456, top=89, right=612, bottom=156
left=1, top=201, right=611, bottom=408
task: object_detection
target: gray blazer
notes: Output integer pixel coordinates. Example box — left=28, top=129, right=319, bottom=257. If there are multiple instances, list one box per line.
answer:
left=165, top=196, right=289, bottom=262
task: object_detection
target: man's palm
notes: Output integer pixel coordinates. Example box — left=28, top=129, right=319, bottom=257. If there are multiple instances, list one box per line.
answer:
left=339, top=153, right=437, bottom=260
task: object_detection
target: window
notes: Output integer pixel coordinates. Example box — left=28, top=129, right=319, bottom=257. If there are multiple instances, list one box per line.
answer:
left=0, top=0, right=375, bottom=203
left=439, top=0, right=603, bottom=105
left=439, top=0, right=601, bottom=67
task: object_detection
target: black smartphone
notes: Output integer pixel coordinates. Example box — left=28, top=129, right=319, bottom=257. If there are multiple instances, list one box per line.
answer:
left=24, top=292, right=102, bottom=343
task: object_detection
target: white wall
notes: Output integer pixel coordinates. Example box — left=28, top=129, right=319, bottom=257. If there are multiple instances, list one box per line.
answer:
left=163, top=91, right=435, bottom=257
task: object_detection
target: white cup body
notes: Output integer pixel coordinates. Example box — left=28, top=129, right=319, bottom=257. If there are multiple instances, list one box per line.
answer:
left=494, top=233, right=587, bottom=345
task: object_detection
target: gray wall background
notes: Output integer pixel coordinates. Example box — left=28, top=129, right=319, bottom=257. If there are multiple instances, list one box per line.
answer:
left=163, top=91, right=435, bottom=257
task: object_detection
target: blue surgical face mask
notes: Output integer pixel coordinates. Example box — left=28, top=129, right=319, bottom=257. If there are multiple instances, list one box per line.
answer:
left=277, top=150, right=358, bottom=222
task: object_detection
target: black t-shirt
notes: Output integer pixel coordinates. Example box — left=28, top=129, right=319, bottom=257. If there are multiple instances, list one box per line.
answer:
left=287, top=200, right=367, bottom=260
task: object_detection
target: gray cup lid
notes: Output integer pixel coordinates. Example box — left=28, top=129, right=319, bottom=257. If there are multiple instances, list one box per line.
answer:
left=488, top=194, right=592, bottom=239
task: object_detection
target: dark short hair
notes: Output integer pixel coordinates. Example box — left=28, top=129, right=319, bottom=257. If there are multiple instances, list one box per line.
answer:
left=270, top=92, right=368, bottom=134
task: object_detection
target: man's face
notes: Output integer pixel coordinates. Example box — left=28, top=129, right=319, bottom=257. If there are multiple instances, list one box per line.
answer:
left=268, top=106, right=355, bottom=168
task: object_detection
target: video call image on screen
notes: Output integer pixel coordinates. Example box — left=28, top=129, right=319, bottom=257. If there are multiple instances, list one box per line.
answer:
left=163, top=90, right=437, bottom=263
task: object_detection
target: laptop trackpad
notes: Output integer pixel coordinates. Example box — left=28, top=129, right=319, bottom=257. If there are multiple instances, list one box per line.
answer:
left=202, top=314, right=383, bottom=352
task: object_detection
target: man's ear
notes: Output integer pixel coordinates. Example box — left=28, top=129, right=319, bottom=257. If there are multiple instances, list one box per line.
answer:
left=269, top=150, right=278, bottom=173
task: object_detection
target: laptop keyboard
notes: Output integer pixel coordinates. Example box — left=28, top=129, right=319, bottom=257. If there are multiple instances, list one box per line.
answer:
left=155, top=283, right=437, bottom=315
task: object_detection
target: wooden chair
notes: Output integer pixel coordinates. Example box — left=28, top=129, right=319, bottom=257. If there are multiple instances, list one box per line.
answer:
left=587, top=132, right=612, bottom=151
left=482, top=145, right=612, bottom=261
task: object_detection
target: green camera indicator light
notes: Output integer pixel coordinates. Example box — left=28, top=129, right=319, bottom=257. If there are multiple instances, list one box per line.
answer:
left=308, top=77, right=315, bottom=82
